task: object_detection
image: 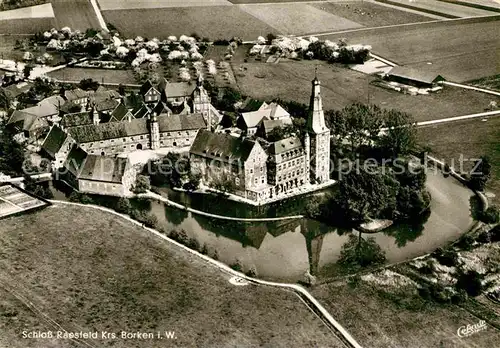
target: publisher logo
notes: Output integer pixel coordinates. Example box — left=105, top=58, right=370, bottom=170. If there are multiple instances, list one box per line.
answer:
left=457, top=320, right=487, bottom=337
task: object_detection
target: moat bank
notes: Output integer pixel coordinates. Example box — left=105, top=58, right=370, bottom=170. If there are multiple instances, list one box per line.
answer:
left=50, top=167, right=474, bottom=281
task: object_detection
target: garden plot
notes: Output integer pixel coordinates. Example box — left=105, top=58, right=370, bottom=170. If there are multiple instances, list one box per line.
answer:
left=383, top=0, right=497, bottom=17
left=98, top=0, right=232, bottom=10
left=239, top=3, right=363, bottom=35
left=0, top=3, right=53, bottom=20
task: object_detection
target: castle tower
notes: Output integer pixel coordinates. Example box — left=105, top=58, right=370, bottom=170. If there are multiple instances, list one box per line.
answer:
left=306, top=73, right=330, bottom=184
left=192, top=74, right=211, bottom=131
left=149, top=112, right=160, bottom=150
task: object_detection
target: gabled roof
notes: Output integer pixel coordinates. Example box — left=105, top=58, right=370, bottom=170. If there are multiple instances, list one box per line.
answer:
left=140, top=80, right=157, bottom=96
left=109, top=103, right=131, bottom=122
left=164, top=82, right=196, bottom=98
left=94, top=98, right=120, bottom=112
left=64, top=88, right=89, bottom=101
left=78, top=155, right=130, bottom=184
left=239, top=110, right=268, bottom=129
left=157, top=113, right=206, bottom=132
left=23, top=95, right=65, bottom=118
left=7, top=110, right=36, bottom=125
left=67, top=118, right=149, bottom=143
left=269, top=136, right=303, bottom=155
left=7, top=110, right=48, bottom=132
left=259, top=102, right=290, bottom=121
left=63, top=145, right=88, bottom=177
left=260, top=119, right=284, bottom=136
left=388, top=66, right=446, bottom=85
left=190, top=129, right=256, bottom=164
left=151, top=101, right=170, bottom=115
left=41, top=125, right=68, bottom=159
left=60, top=111, right=93, bottom=128
left=133, top=103, right=151, bottom=119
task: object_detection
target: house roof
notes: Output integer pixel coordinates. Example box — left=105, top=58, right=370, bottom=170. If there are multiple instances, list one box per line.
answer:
left=7, top=110, right=36, bottom=125
left=67, top=113, right=205, bottom=143
left=140, top=80, right=156, bottom=96
left=7, top=110, right=48, bottom=132
left=2, top=81, right=33, bottom=99
left=269, top=136, right=303, bottom=155
left=239, top=110, right=268, bottom=129
left=78, top=155, right=129, bottom=184
left=260, top=119, right=284, bottom=136
left=164, top=82, right=196, bottom=98
left=41, top=125, right=68, bottom=159
left=109, top=103, right=131, bottom=122
left=157, top=113, right=206, bottom=132
left=259, top=102, right=290, bottom=120
left=60, top=111, right=93, bottom=128
left=388, top=66, right=446, bottom=85
left=190, top=129, right=256, bottom=163
left=64, top=88, right=89, bottom=101
left=133, top=103, right=151, bottom=119
left=94, top=98, right=120, bottom=112
left=63, top=145, right=88, bottom=177
left=23, top=95, right=65, bottom=118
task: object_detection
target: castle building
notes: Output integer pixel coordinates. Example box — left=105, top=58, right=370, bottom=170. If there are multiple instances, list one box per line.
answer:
left=189, top=74, right=331, bottom=204
left=305, top=75, right=330, bottom=184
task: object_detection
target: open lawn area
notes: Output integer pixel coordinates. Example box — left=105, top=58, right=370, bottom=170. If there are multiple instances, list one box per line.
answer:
left=232, top=59, right=499, bottom=122
left=417, top=116, right=500, bottom=204
left=102, top=6, right=278, bottom=41
left=470, top=74, right=500, bottom=91
left=0, top=204, right=342, bottom=348
left=312, top=278, right=499, bottom=348
left=312, top=1, right=434, bottom=27
left=47, top=67, right=137, bottom=85
left=319, top=16, right=500, bottom=82
left=380, top=0, right=497, bottom=17
left=0, top=3, right=53, bottom=20
left=51, top=0, right=101, bottom=31
left=0, top=17, right=54, bottom=34
left=238, top=3, right=363, bottom=35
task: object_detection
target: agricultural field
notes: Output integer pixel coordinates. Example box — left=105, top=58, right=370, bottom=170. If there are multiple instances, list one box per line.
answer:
left=311, top=1, right=434, bottom=27
left=51, top=0, right=101, bottom=31
left=378, top=0, right=497, bottom=17
left=320, top=16, right=500, bottom=82
left=0, top=0, right=48, bottom=11
left=417, top=116, right=500, bottom=204
left=312, top=275, right=500, bottom=348
left=0, top=205, right=342, bottom=348
left=470, top=74, right=500, bottom=91
left=98, top=0, right=233, bottom=10
left=454, top=0, right=500, bottom=9
left=238, top=3, right=363, bottom=35
left=231, top=58, right=499, bottom=122
left=47, top=67, right=137, bottom=85
left=102, top=6, right=278, bottom=41
left=0, top=17, right=54, bottom=34
left=0, top=3, right=53, bottom=20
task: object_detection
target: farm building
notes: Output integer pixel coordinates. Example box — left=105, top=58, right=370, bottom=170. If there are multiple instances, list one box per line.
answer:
left=386, top=66, right=446, bottom=88
left=61, top=146, right=136, bottom=197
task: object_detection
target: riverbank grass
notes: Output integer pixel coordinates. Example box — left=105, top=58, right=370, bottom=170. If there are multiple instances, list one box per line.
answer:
left=0, top=204, right=341, bottom=348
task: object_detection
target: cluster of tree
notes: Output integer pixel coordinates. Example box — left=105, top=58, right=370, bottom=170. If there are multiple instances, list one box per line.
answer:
left=0, top=0, right=47, bottom=11
left=16, top=77, right=56, bottom=108
left=307, top=40, right=371, bottom=64
left=338, top=233, right=386, bottom=270
left=468, top=156, right=491, bottom=191
left=211, top=173, right=237, bottom=195
left=0, top=119, right=25, bottom=176
left=77, top=78, right=100, bottom=91
left=147, top=153, right=200, bottom=191
left=23, top=176, right=53, bottom=199
left=132, top=175, right=151, bottom=194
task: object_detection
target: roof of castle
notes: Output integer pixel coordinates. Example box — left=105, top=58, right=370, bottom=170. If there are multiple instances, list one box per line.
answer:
left=41, top=125, right=68, bottom=159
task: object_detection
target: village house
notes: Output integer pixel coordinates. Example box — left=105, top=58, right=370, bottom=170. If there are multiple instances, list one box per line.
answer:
left=237, top=102, right=292, bottom=136
left=62, top=145, right=136, bottom=197
left=41, top=125, right=77, bottom=169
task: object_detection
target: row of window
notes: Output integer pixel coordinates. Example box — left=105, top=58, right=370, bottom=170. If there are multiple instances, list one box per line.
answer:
left=278, top=168, right=304, bottom=182
left=278, top=157, right=304, bottom=170
left=280, top=149, right=303, bottom=161
left=248, top=167, right=265, bottom=174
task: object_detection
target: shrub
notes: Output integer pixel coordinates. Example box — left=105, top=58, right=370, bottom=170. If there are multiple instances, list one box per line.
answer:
left=133, top=175, right=151, bottom=194
left=115, top=197, right=131, bottom=214
left=433, top=248, right=459, bottom=267
left=201, top=243, right=209, bottom=255
left=230, top=258, right=243, bottom=272
left=188, top=237, right=201, bottom=251
left=479, top=206, right=499, bottom=224
left=455, top=234, right=475, bottom=251
left=419, top=260, right=435, bottom=275
left=169, top=229, right=189, bottom=245
left=456, top=270, right=483, bottom=297
left=212, top=250, right=219, bottom=260
left=142, top=213, right=158, bottom=228
left=246, top=266, right=258, bottom=278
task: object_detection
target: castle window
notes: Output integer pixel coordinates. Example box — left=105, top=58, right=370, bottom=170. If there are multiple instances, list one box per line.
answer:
left=111, top=139, right=114, bottom=142
left=250, top=169, right=253, bottom=174
left=261, top=178, right=264, bottom=184
left=123, top=138, right=126, bottom=142
left=235, top=178, right=240, bottom=185
left=278, top=176, right=281, bottom=181
left=254, top=178, right=258, bottom=184
left=140, top=136, right=144, bottom=139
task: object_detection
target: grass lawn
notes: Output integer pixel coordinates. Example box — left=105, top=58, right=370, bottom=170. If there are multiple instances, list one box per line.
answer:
left=384, top=0, right=497, bottom=17
left=231, top=59, right=499, bottom=122
left=319, top=17, right=500, bottom=82
left=51, top=0, right=101, bottom=31
left=0, top=205, right=342, bottom=348
left=312, top=279, right=499, bottom=348
left=469, top=74, right=500, bottom=91
left=417, top=116, right=500, bottom=203
left=102, top=6, right=278, bottom=41
left=98, top=0, right=233, bottom=10
left=47, top=67, right=137, bottom=85
left=311, top=1, right=434, bottom=27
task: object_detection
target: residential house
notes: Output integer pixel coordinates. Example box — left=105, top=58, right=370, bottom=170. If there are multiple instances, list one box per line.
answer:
left=62, top=146, right=136, bottom=196
left=41, top=125, right=76, bottom=169
left=7, top=110, right=49, bottom=139
left=237, top=102, right=292, bottom=136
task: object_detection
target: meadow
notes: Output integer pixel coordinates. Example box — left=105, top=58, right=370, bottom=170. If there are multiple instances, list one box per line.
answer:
left=51, top=0, right=101, bottom=31
left=0, top=205, right=342, bottom=348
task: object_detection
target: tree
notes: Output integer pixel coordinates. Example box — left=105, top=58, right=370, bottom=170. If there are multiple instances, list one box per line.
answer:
left=335, top=170, right=399, bottom=223
left=23, top=64, right=34, bottom=79
left=266, top=124, right=297, bottom=142
left=116, top=197, right=131, bottom=214
left=456, top=270, right=483, bottom=297
left=338, top=233, right=386, bottom=269
left=469, top=156, right=491, bottom=191
left=212, top=174, right=237, bottom=194
left=266, top=33, right=277, bottom=44
left=378, top=109, right=416, bottom=158
left=0, top=119, right=25, bottom=176
left=133, top=175, right=151, bottom=194
left=78, top=78, right=99, bottom=91
left=0, top=88, right=11, bottom=110
left=149, top=153, right=190, bottom=188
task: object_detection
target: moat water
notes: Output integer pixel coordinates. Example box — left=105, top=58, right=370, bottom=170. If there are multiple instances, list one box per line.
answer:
left=50, top=168, right=474, bottom=281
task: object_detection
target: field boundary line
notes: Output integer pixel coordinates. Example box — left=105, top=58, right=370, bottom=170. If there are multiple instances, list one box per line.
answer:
left=48, top=200, right=363, bottom=348
left=436, top=0, right=500, bottom=13
left=440, top=81, right=500, bottom=96
left=89, top=0, right=108, bottom=32
left=415, top=110, right=500, bottom=127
